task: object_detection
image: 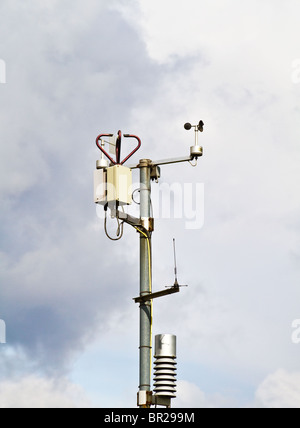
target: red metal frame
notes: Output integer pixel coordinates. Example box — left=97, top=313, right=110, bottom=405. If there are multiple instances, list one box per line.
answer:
left=121, top=134, right=141, bottom=165
left=95, top=131, right=141, bottom=165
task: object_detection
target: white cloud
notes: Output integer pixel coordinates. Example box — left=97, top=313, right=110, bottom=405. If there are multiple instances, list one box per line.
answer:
left=174, top=380, right=240, bottom=408
left=175, top=380, right=208, bottom=408
left=0, top=375, right=91, bottom=408
left=116, top=0, right=300, bottom=381
left=176, top=370, right=300, bottom=408
left=121, top=0, right=300, bottom=69
left=255, top=370, right=300, bottom=408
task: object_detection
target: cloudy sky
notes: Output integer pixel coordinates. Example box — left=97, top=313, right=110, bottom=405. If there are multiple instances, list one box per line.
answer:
left=0, top=0, right=300, bottom=408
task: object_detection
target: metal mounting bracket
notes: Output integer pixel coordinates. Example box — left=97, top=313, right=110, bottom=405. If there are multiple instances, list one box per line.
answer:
left=110, top=209, right=154, bottom=232
left=133, top=286, right=180, bottom=304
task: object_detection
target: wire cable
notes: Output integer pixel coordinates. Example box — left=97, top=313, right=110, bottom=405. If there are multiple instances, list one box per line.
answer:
left=104, top=209, right=124, bottom=241
left=189, top=159, right=198, bottom=167
left=103, top=202, right=153, bottom=380
left=132, top=188, right=141, bottom=205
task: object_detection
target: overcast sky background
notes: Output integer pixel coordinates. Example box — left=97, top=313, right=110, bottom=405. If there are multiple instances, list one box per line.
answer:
left=0, top=0, right=300, bottom=408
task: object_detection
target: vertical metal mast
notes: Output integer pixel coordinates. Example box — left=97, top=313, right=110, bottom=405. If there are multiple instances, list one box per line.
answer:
left=139, top=159, right=152, bottom=401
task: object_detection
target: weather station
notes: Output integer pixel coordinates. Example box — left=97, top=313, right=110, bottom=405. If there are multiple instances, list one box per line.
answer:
left=93, top=121, right=204, bottom=408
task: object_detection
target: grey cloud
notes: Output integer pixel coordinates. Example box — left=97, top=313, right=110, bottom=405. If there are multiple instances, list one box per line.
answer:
left=0, top=1, right=159, bottom=374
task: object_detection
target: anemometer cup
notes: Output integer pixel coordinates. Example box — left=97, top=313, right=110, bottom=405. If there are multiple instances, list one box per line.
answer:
left=184, top=123, right=192, bottom=130
left=184, top=121, right=204, bottom=132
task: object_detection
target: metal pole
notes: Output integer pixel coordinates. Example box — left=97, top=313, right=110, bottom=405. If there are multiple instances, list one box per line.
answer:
left=139, top=159, right=152, bottom=405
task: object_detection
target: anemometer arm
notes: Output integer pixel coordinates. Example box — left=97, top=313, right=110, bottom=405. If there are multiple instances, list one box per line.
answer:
left=127, top=154, right=202, bottom=170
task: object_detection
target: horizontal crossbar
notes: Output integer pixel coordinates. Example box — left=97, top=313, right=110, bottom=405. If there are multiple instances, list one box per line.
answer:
left=133, top=286, right=180, bottom=304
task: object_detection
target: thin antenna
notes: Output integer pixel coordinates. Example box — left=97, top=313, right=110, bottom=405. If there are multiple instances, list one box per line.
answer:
left=173, top=238, right=178, bottom=286
left=165, top=238, right=188, bottom=289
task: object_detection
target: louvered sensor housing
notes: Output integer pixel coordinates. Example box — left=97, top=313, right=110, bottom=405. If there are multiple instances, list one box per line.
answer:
left=153, top=334, right=177, bottom=398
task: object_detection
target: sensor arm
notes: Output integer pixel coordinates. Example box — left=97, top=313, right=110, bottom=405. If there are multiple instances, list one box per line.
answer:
left=133, top=285, right=180, bottom=304
left=110, top=208, right=141, bottom=228
left=127, top=153, right=202, bottom=169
